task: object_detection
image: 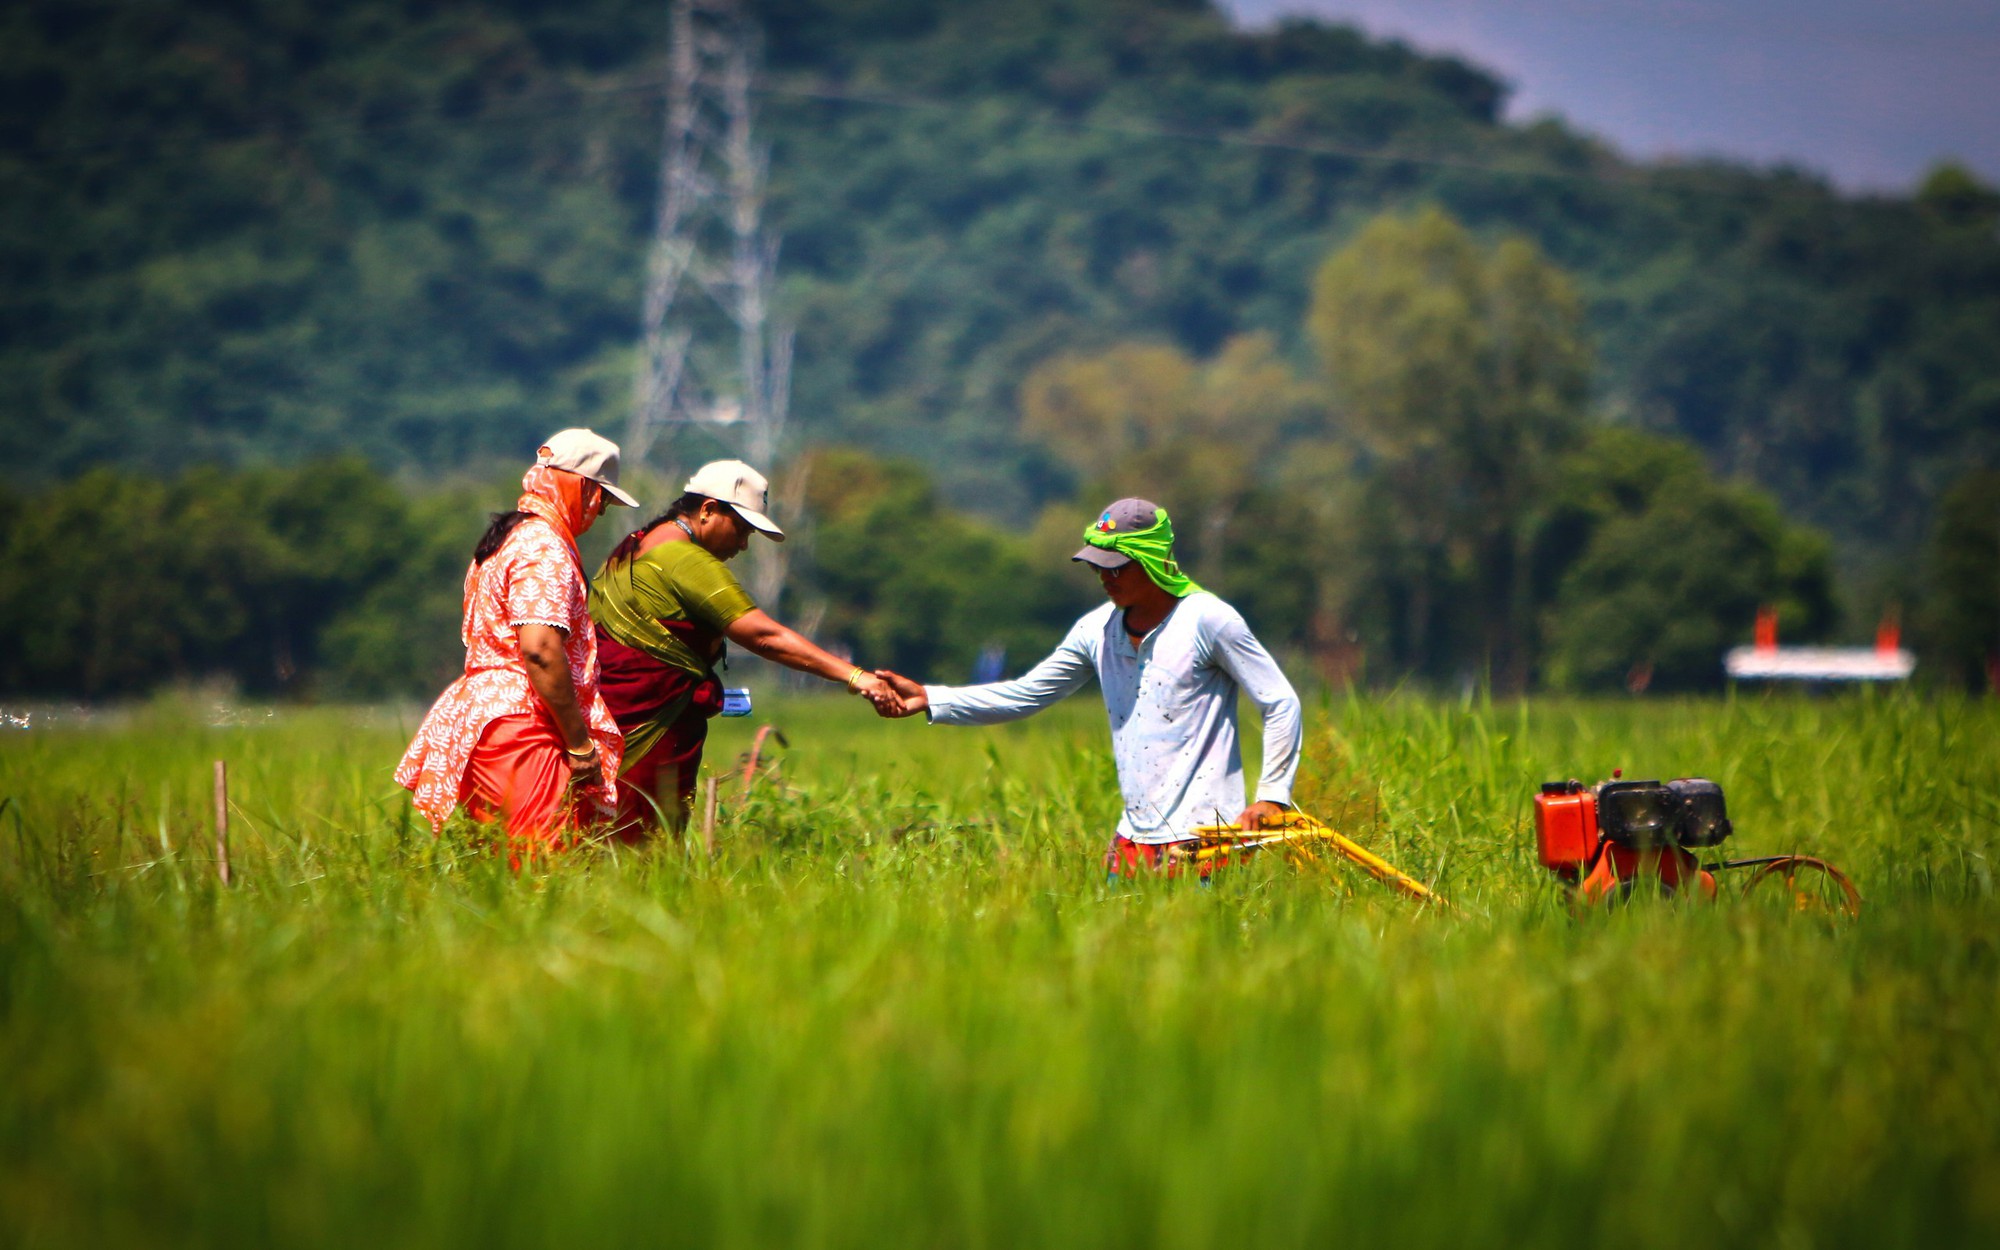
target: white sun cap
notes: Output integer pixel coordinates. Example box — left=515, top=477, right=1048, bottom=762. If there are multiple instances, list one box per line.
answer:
left=684, top=459, right=785, bottom=541
left=537, top=428, right=640, bottom=507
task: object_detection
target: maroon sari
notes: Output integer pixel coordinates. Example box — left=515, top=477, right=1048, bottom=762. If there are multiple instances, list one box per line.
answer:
left=595, top=623, right=726, bottom=835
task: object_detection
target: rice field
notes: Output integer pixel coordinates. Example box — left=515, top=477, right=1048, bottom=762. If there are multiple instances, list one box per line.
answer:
left=2, top=690, right=1997, bottom=1248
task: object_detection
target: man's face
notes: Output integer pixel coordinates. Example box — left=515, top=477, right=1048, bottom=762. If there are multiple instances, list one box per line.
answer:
left=1096, top=560, right=1146, bottom=607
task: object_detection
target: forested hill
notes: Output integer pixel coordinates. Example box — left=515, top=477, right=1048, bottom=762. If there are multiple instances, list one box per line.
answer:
left=5, top=0, right=1998, bottom=567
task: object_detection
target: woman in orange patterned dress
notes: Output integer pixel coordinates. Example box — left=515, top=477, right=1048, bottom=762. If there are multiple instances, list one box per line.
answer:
left=396, top=430, right=639, bottom=857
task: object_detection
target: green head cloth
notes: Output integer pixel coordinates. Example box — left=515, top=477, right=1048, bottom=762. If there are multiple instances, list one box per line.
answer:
left=1082, top=505, right=1203, bottom=598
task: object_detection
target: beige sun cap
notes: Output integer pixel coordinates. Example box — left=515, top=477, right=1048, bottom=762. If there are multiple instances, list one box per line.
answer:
left=684, top=459, right=785, bottom=541
left=537, top=428, right=639, bottom=507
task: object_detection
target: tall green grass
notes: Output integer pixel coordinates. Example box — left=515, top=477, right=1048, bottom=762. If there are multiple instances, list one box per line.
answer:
left=2, top=692, right=1996, bottom=1247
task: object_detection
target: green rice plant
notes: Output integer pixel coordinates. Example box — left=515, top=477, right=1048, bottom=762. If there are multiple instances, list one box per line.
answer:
left=1, top=692, right=1996, bottom=1248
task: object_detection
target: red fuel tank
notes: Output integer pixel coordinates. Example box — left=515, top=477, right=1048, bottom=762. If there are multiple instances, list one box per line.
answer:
left=1533, top=783, right=1599, bottom=876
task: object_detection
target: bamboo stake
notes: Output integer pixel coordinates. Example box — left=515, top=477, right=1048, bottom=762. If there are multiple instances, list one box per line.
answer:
left=212, top=760, right=231, bottom=887
left=701, top=775, right=718, bottom=858
left=740, top=724, right=787, bottom=795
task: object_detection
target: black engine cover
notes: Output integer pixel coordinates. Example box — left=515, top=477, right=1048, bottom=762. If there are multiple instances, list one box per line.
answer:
left=1668, top=778, right=1733, bottom=848
left=1596, top=780, right=1678, bottom=850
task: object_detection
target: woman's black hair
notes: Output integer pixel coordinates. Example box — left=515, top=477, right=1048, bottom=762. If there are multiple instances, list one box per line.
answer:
left=473, top=511, right=532, bottom=565
left=604, top=492, right=711, bottom=566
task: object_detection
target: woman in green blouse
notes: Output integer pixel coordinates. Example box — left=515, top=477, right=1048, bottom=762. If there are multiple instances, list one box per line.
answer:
left=590, top=459, right=892, bottom=833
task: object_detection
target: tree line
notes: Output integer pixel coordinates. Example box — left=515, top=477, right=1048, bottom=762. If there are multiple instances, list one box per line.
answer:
left=4, top=0, right=1998, bottom=623
left=5, top=203, right=1995, bottom=699
left=0, top=439, right=1987, bottom=702
left=0, top=453, right=1094, bottom=701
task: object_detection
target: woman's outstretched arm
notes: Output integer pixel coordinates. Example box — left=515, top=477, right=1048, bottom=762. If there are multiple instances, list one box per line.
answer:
left=723, top=609, right=896, bottom=707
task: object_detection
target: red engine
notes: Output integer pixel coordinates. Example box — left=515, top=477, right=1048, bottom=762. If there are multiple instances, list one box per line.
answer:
left=1533, top=780, right=1599, bottom=881
left=1533, top=777, right=1719, bottom=904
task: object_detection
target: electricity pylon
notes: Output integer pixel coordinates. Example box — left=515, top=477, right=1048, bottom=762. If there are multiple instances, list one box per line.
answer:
left=629, top=0, right=795, bottom=603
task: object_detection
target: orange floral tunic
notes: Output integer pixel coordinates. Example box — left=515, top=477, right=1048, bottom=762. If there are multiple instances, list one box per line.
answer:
left=395, top=515, right=622, bottom=831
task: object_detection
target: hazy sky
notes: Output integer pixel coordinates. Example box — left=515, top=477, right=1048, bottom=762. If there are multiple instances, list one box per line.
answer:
left=1222, top=0, right=2000, bottom=192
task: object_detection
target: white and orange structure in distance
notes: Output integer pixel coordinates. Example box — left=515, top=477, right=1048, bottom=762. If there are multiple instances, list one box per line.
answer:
left=1725, top=606, right=1916, bottom=683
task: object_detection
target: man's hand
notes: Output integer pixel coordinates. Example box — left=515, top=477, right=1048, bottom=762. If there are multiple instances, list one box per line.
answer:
left=849, top=670, right=898, bottom=712
left=1238, top=800, right=1288, bottom=831
left=871, top=669, right=928, bottom=718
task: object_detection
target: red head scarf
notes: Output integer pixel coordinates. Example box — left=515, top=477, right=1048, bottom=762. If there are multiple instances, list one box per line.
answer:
left=517, top=463, right=598, bottom=553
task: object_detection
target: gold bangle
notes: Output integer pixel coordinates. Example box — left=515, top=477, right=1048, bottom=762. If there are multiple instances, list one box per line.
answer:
left=845, top=667, right=866, bottom=690
left=565, top=743, right=596, bottom=758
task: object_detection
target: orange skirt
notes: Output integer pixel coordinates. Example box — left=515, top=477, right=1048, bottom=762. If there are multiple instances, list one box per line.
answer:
left=460, top=711, right=587, bottom=857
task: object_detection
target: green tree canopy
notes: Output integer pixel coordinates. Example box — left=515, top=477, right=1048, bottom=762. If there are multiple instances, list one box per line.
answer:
left=5, top=0, right=1995, bottom=572
left=0, top=459, right=481, bottom=698
left=1308, top=206, right=1591, bottom=687
left=1018, top=332, right=1318, bottom=568
left=792, top=447, right=1090, bottom=680
left=1539, top=428, right=1835, bottom=692
left=1923, top=468, right=2000, bottom=690
left=0, top=450, right=1086, bottom=700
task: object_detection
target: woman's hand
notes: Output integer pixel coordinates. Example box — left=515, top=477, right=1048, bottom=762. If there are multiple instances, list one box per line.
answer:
left=848, top=670, right=900, bottom=712
left=870, top=670, right=928, bottom=718
left=722, top=611, right=920, bottom=715
left=564, top=743, right=601, bottom=787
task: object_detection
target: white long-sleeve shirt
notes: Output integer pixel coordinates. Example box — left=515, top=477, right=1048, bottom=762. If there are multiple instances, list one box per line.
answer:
left=924, top=592, right=1302, bottom=844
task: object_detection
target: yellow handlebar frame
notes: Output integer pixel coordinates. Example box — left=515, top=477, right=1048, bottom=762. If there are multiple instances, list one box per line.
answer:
left=1179, top=811, right=1445, bottom=906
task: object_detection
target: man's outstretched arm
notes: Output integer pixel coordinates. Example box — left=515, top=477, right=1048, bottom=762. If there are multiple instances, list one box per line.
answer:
left=877, top=618, right=1098, bottom=725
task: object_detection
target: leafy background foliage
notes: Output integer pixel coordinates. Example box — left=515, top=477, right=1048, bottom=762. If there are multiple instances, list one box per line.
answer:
left=2, top=0, right=1997, bottom=694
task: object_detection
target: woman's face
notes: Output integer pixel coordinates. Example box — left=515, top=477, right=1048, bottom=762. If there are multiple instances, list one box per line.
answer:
left=579, top=482, right=607, bottom=533
left=694, top=499, right=753, bottom=560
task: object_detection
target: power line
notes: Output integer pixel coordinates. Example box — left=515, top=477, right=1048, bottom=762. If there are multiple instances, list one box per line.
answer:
left=758, top=79, right=1657, bottom=190
left=752, top=79, right=1863, bottom=207
left=0, top=64, right=1856, bottom=209
left=0, top=74, right=666, bottom=170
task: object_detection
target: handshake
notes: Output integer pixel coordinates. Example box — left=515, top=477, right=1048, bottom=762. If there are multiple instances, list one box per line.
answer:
left=848, top=668, right=928, bottom=719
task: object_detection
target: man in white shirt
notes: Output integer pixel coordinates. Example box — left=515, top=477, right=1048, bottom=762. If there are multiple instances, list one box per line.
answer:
left=874, top=497, right=1303, bottom=876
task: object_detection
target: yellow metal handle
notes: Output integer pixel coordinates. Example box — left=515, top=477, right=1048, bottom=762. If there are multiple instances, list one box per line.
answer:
left=1188, top=812, right=1445, bottom=906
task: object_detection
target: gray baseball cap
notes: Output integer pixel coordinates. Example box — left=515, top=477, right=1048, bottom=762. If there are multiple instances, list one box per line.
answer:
left=539, top=428, right=640, bottom=507
left=1071, top=497, right=1164, bottom=569
left=683, top=459, right=785, bottom=540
